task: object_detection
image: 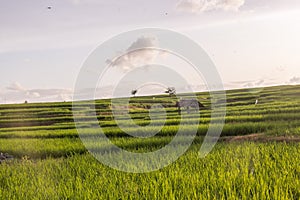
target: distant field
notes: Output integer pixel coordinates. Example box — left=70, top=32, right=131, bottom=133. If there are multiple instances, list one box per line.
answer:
left=0, top=85, right=300, bottom=199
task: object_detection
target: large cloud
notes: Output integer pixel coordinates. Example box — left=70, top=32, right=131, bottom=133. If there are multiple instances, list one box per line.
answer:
left=106, top=36, right=163, bottom=72
left=176, top=0, right=245, bottom=13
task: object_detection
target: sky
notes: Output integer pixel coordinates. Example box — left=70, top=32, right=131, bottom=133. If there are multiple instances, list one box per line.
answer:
left=0, top=0, right=300, bottom=103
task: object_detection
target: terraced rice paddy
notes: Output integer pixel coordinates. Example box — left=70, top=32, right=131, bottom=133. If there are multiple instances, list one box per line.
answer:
left=0, top=85, right=299, bottom=199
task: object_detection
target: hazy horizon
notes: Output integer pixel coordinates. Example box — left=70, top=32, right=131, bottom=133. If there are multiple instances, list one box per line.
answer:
left=1, top=83, right=298, bottom=105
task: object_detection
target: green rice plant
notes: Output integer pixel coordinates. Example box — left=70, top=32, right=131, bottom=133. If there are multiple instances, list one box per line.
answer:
left=0, top=143, right=299, bottom=199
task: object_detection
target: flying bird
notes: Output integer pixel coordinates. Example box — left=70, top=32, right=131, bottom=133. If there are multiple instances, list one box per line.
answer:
left=47, top=6, right=52, bottom=10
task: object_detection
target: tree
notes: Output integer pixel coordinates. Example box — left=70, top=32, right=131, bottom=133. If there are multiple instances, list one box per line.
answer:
left=131, top=89, right=138, bottom=97
left=165, top=87, right=176, bottom=96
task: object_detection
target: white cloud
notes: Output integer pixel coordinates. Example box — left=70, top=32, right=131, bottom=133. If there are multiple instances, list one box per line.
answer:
left=227, top=78, right=281, bottom=90
left=106, top=36, right=164, bottom=72
left=287, top=76, right=300, bottom=84
left=58, top=93, right=73, bottom=102
left=243, top=79, right=265, bottom=88
left=176, top=0, right=245, bottom=13
left=31, top=92, right=41, bottom=98
left=27, top=88, right=73, bottom=102
left=1, top=82, right=73, bottom=104
left=6, top=82, right=26, bottom=91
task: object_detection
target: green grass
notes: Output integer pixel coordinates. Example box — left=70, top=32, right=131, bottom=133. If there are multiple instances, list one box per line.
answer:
left=0, top=143, right=299, bottom=199
left=0, top=84, right=299, bottom=199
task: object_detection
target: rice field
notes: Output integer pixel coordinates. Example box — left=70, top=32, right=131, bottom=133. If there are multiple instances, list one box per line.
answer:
left=0, top=84, right=300, bottom=199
